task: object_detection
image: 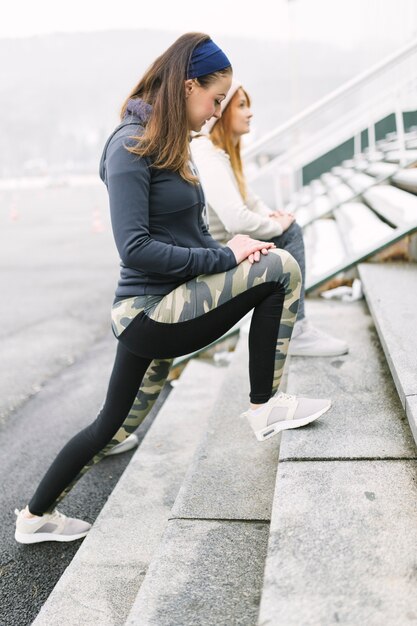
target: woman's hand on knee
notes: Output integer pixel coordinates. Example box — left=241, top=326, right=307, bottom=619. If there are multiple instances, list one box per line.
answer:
left=226, top=234, right=276, bottom=264
left=269, top=213, right=295, bottom=232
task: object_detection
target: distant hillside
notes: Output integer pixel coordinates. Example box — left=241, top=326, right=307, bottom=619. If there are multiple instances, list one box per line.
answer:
left=0, top=29, right=387, bottom=176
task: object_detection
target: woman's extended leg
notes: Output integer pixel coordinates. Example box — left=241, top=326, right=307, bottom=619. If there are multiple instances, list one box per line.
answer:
left=105, top=358, right=172, bottom=456
left=22, top=249, right=311, bottom=524
left=27, top=343, right=154, bottom=515
left=60, top=358, right=173, bottom=496
left=25, top=249, right=298, bottom=515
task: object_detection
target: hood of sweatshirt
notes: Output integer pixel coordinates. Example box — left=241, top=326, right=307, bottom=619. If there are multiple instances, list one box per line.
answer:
left=123, top=97, right=152, bottom=124
left=99, top=98, right=152, bottom=183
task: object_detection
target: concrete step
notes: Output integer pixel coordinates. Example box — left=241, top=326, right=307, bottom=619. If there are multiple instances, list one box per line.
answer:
left=358, top=262, right=417, bottom=443
left=32, top=358, right=228, bottom=626
left=258, top=299, right=417, bottom=625
left=125, top=333, right=286, bottom=626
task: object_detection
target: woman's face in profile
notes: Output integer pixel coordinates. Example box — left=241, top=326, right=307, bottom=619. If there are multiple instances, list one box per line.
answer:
left=230, top=88, right=253, bottom=138
left=185, top=74, right=233, bottom=132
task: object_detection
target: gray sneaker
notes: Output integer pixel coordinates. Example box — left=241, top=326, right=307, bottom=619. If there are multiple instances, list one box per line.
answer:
left=241, top=392, right=331, bottom=441
left=105, top=433, right=139, bottom=456
left=289, top=319, right=348, bottom=357
left=14, top=506, right=91, bottom=544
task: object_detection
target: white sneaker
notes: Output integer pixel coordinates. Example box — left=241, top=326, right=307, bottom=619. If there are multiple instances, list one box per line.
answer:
left=241, top=392, right=331, bottom=442
left=15, top=506, right=91, bottom=544
left=105, top=433, right=139, bottom=456
left=289, top=319, right=348, bottom=357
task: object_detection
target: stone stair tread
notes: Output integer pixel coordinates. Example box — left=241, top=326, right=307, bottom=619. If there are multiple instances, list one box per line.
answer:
left=32, top=359, right=226, bottom=626
left=406, top=395, right=417, bottom=443
left=124, top=329, right=288, bottom=625
left=170, top=335, right=281, bottom=521
left=125, top=518, right=269, bottom=626
left=258, top=296, right=417, bottom=625
left=358, top=262, right=417, bottom=405
left=280, top=299, right=416, bottom=461
left=359, top=262, right=417, bottom=446
left=258, top=460, right=417, bottom=625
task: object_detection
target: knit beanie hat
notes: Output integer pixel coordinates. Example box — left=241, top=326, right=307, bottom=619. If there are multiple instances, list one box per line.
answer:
left=202, top=79, right=242, bottom=134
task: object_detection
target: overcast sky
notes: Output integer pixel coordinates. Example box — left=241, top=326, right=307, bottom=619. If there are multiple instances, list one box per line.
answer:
left=2, top=0, right=417, bottom=49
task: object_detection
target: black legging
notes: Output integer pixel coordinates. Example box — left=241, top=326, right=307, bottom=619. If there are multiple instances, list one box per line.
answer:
left=29, top=250, right=301, bottom=515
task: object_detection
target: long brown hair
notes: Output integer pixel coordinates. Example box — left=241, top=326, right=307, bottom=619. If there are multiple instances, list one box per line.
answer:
left=120, top=32, right=232, bottom=183
left=210, top=87, right=251, bottom=200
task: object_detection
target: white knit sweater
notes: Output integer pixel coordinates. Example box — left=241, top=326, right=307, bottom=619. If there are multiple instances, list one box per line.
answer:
left=190, top=135, right=283, bottom=244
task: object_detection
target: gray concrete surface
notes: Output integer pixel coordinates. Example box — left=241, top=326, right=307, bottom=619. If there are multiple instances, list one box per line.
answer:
left=359, top=262, right=417, bottom=409
left=406, top=395, right=417, bottom=443
left=0, top=333, right=170, bottom=626
left=126, top=519, right=269, bottom=626
left=258, top=298, right=417, bottom=626
left=0, top=182, right=162, bottom=626
left=32, top=359, right=226, bottom=626
left=282, top=298, right=416, bottom=460
left=5, top=181, right=416, bottom=626
left=0, top=183, right=118, bottom=424
left=125, top=333, right=281, bottom=625
left=258, top=460, right=417, bottom=626
left=171, top=335, right=281, bottom=521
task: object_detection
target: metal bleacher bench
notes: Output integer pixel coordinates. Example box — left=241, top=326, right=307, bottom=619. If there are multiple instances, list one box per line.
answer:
left=289, top=133, right=417, bottom=293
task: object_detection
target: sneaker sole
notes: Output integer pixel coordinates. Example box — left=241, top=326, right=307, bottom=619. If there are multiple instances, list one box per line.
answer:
left=254, top=401, right=332, bottom=442
left=105, top=434, right=139, bottom=456
left=288, top=347, right=349, bottom=357
left=15, top=529, right=90, bottom=544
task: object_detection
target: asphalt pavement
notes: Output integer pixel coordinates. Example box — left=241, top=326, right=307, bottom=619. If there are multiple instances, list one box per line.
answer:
left=0, top=181, right=169, bottom=626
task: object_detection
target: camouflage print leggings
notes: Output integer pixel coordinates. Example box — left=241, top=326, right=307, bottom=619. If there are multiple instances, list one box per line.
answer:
left=28, top=249, right=301, bottom=514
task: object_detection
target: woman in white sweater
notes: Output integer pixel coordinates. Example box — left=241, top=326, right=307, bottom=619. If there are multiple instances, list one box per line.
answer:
left=190, top=80, right=348, bottom=357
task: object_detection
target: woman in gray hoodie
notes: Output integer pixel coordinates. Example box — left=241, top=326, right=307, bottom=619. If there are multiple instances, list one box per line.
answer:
left=15, top=33, right=331, bottom=545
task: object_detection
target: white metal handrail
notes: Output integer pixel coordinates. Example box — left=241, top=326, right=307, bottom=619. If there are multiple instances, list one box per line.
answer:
left=243, top=36, right=417, bottom=161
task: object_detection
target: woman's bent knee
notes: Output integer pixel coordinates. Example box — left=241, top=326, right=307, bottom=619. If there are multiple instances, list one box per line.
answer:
left=267, top=248, right=302, bottom=281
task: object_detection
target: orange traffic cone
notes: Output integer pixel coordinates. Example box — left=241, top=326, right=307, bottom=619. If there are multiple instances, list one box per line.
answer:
left=91, top=208, right=105, bottom=233
left=9, top=205, right=20, bottom=222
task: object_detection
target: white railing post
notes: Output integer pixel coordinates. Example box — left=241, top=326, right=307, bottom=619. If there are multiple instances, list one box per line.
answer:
left=368, top=122, right=376, bottom=156
left=395, top=98, right=406, bottom=167
left=296, top=167, right=303, bottom=193
left=354, top=133, right=362, bottom=156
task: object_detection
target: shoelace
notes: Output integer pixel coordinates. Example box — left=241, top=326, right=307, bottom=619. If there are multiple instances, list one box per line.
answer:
left=275, top=392, right=295, bottom=402
left=48, top=509, right=66, bottom=522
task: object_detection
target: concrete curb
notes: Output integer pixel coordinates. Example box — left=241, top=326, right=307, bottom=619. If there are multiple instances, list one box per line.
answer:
left=359, top=261, right=417, bottom=445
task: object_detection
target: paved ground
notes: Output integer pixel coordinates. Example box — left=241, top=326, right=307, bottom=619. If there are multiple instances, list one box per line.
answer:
left=0, top=182, right=171, bottom=626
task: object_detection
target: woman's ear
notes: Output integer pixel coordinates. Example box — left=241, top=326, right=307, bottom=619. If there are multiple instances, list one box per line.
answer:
left=184, top=79, right=195, bottom=98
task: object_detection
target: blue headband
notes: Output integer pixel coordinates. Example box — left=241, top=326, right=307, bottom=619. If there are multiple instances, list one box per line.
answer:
left=187, top=39, right=231, bottom=79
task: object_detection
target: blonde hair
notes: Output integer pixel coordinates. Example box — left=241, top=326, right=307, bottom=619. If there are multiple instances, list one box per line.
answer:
left=209, top=87, right=251, bottom=200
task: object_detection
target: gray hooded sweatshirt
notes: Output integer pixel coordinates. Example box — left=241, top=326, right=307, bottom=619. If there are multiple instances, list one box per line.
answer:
left=99, top=99, right=236, bottom=298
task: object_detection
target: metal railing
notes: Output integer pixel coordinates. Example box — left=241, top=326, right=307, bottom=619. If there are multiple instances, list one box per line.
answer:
left=243, top=37, right=417, bottom=205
